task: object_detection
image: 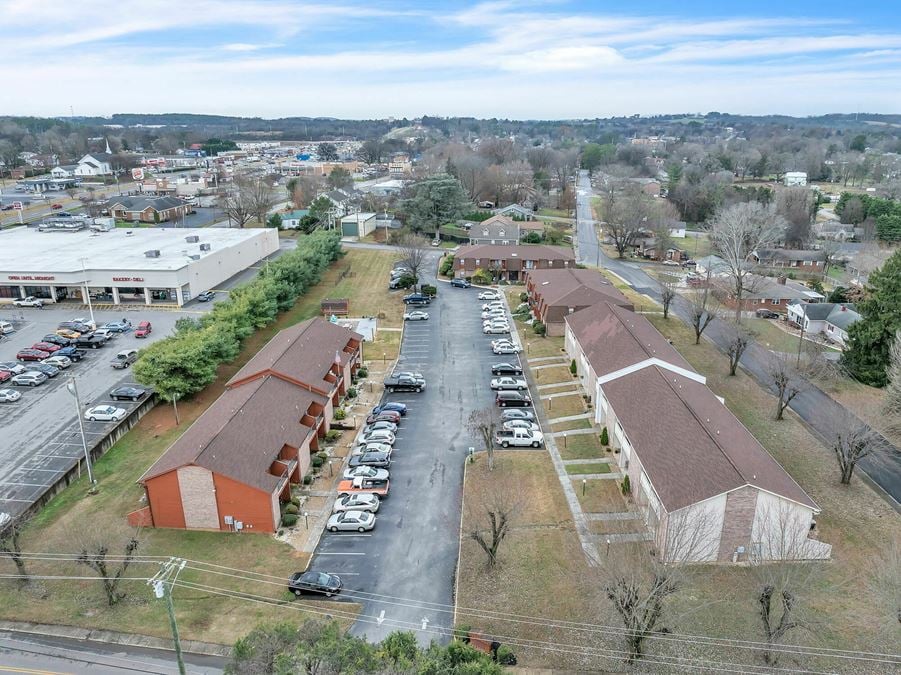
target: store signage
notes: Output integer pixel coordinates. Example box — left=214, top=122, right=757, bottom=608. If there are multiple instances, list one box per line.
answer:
left=8, top=275, right=55, bottom=281
left=112, top=277, right=145, bottom=282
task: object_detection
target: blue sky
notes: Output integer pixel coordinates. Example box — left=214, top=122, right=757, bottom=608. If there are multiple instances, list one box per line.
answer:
left=2, top=0, right=900, bottom=118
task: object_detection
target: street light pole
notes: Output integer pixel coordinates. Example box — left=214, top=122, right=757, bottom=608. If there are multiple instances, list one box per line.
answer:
left=66, top=377, right=96, bottom=486
left=171, top=392, right=181, bottom=425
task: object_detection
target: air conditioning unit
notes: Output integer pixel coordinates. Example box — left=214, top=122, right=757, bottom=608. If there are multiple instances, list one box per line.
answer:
left=199, top=243, right=211, bottom=251
left=189, top=254, right=201, bottom=261
left=624, top=459, right=630, bottom=470
left=144, top=249, right=161, bottom=258
left=185, top=235, right=199, bottom=243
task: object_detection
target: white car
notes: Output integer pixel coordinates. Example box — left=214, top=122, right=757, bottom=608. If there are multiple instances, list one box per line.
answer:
left=352, top=442, right=393, bottom=456
left=358, top=429, right=396, bottom=445
left=11, top=372, right=47, bottom=387
left=484, top=324, right=511, bottom=334
left=92, top=328, right=115, bottom=341
left=490, top=376, right=528, bottom=390
left=483, top=317, right=509, bottom=326
left=662, top=260, right=680, bottom=266
left=482, top=301, right=504, bottom=311
left=343, top=465, right=390, bottom=481
left=493, top=342, right=522, bottom=355
left=478, top=291, right=500, bottom=300
left=41, top=355, right=72, bottom=369
left=333, top=493, right=380, bottom=514
left=481, top=310, right=506, bottom=320
left=503, top=419, right=540, bottom=431
left=84, top=405, right=127, bottom=422
left=403, top=310, right=429, bottom=321
left=13, top=296, right=43, bottom=308
left=327, top=510, right=376, bottom=533
left=363, top=421, right=398, bottom=434
left=0, top=389, right=22, bottom=403
left=71, top=317, right=96, bottom=330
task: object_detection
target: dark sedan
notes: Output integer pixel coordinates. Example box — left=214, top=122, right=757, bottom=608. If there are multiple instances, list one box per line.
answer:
left=491, top=362, right=523, bottom=376
left=348, top=451, right=391, bottom=469
left=56, top=346, right=87, bottom=362
left=371, top=402, right=407, bottom=416
left=288, top=571, right=342, bottom=597
left=450, top=278, right=471, bottom=288
left=24, top=363, right=60, bottom=378
left=110, top=385, right=150, bottom=401
left=41, top=334, right=74, bottom=347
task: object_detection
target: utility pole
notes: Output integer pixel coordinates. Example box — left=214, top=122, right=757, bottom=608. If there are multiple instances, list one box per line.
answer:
left=66, top=377, right=96, bottom=487
left=149, top=558, right=187, bottom=675
left=796, top=316, right=806, bottom=367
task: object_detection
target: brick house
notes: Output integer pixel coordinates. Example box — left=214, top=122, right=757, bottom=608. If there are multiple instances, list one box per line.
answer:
left=753, top=249, right=826, bottom=270
left=454, top=244, right=575, bottom=282
left=107, top=196, right=191, bottom=223
left=565, top=302, right=829, bottom=563
left=524, top=269, right=632, bottom=336
left=133, top=318, right=362, bottom=533
left=714, top=274, right=824, bottom=315
left=468, top=215, right=521, bottom=245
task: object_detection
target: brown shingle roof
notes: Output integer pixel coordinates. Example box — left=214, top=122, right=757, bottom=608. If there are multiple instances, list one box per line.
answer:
left=527, top=269, right=631, bottom=310
left=455, top=243, right=575, bottom=261
left=140, top=376, right=326, bottom=492
left=603, top=366, right=817, bottom=512
left=228, top=318, right=361, bottom=392
left=566, top=302, right=691, bottom=377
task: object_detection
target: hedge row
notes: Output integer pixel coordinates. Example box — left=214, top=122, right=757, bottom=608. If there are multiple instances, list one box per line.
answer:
left=133, top=230, right=342, bottom=400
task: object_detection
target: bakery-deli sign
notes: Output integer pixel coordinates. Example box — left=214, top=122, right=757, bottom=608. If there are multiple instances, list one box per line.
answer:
left=7, top=275, right=55, bottom=281
left=112, top=277, right=145, bottom=283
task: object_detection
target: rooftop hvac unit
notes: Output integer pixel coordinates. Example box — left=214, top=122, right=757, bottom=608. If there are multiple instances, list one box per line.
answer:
left=185, top=235, right=199, bottom=243
left=144, top=249, right=161, bottom=258
left=199, top=243, right=211, bottom=251
left=189, top=254, right=201, bottom=261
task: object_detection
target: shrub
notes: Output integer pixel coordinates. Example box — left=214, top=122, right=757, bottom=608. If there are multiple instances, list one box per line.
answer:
left=570, top=359, right=577, bottom=375
left=316, top=451, right=328, bottom=464
left=311, top=454, right=325, bottom=469
left=290, top=496, right=300, bottom=507
left=347, top=386, right=358, bottom=399
left=621, top=474, right=631, bottom=495
left=281, top=513, right=298, bottom=527
left=522, top=231, right=541, bottom=244
left=421, top=284, right=437, bottom=297
left=302, top=475, right=314, bottom=486
left=356, top=367, right=368, bottom=378
left=496, top=645, right=517, bottom=665
left=600, top=426, right=609, bottom=446
left=472, top=268, right=492, bottom=285
left=396, top=274, right=416, bottom=289
left=519, top=292, right=528, bottom=302
left=325, top=430, right=341, bottom=442
left=533, top=321, right=546, bottom=336
left=283, top=503, right=299, bottom=515
left=334, top=408, right=347, bottom=420
left=439, top=255, right=455, bottom=277
left=453, top=624, right=473, bottom=642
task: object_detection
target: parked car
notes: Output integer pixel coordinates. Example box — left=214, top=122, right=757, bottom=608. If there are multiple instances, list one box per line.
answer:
left=134, top=321, right=152, bottom=338
left=110, top=385, right=150, bottom=401
left=481, top=309, right=506, bottom=320
left=197, top=290, right=216, bottom=302
left=483, top=324, right=511, bottom=334
left=327, top=510, right=376, bottom=533
left=0, top=321, right=14, bottom=335
left=393, top=371, right=424, bottom=383
left=383, top=374, right=425, bottom=393
left=503, top=419, right=540, bottom=432
left=11, top=371, right=48, bottom=387
left=91, top=328, right=116, bottom=341
left=501, top=408, right=535, bottom=421
left=50, top=203, right=63, bottom=210
left=76, top=334, right=107, bottom=349
left=103, top=320, right=132, bottom=333
left=288, top=571, right=342, bottom=597
left=490, top=376, right=527, bottom=390
left=352, top=442, right=394, bottom=457
left=56, top=346, right=87, bottom=362
left=59, top=321, right=94, bottom=333
left=84, top=405, right=127, bottom=422
left=357, top=429, right=396, bottom=446
left=371, top=402, right=407, bottom=416
left=17, top=349, right=50, bottom=362
left=0, top=361, right=27, bottom=375
left=482, top=301, right=504, bottom=311
left=491, top=363, right=523, bottom=376
left=755, top=309, right=780, bottom=319
left=662, top=260, right=680, bottom=266
left=450, top=278, right=471, bottom=288
left=0, top=370, right=11, bottom=383
left=366, top=410, right=401, bottom=425
left=403, top=293, right=431, bottom=306
left=13, top=296, right=43, bottom=307
left=32, top=342, right=61, bottom=353
left=42, top=355, right=72, bottom=369
left=70, top=317, right=96, bottom=330
left=111, top=349, right=139, bottom=369
left=403, top=310, right=429, bottom=321
left=478, top=291, right=500, bottom=300
left=496, top=390, right=532, bottom=407
left=0, top=388, right=22, bottom=403
left=55, top=328, right=81, bottom=339
left=41, top=334, right=73, bottom=347
left=333, top=493, right=380, bottom=514
left=343, top=465, right=390, bottom=481
left=348, top=452, right=392, bottom=469
left=24, top=363, right=59, bottom=378
left=495, top=428, right=544, bottom=448
left=363, top=420, right=398, bottom=434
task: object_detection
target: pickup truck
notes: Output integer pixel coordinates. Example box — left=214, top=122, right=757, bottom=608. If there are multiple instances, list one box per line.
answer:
left=337, top=476, right=390, bottom=498
left=111, top=350, right=138, bottom=369
left=384, top=374, right=425, bottom=393
left=495, top=428, right=544, bottom=448
left=76, top=334, right=107, bottom=349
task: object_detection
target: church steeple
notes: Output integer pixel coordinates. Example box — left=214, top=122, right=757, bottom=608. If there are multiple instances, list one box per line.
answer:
left=105, top=138, right=112, bottom=154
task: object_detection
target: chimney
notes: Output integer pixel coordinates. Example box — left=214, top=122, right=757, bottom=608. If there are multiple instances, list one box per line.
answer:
left=777, top=276, right=787, bottom=285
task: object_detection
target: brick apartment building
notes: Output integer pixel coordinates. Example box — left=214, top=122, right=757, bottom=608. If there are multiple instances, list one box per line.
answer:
left=524, top=268, right=632, bottom=336
left=453, top=244, right=575, bottom=282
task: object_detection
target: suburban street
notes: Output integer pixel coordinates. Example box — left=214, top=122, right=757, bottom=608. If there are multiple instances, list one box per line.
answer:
left=575, top=170, right=901, bottom=507
left=308, top=251, right=499, bottom=644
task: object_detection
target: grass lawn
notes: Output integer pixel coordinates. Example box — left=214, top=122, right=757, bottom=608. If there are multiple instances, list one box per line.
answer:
left=574, top=479, right=627, bottom=513
left=550, top=417, right=592, bottom=432
left=542, top=393, right=587, bottom=418
left=682, top=232, right=711, bottom=259
left=565, top=462, right=611, bottom=475
left=558, top=433, right=605, bottom=460
left=743, top=317, right=826, bottom=354
left=537, top=208, right=571, bottom=218
left=820, top=377, right=901, bottom=448
left=588, top=519, right=647, bottom=536
left=0, top=247, right=411, bottom=644
left=533, top=365, right=573, bottom=384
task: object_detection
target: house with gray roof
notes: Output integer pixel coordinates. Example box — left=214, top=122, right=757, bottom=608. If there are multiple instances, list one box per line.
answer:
left=106, top=195, right=189, bottom=223
left=786, top=301, right=860, bottom=347
left=753, top=248, right=826, bottom=271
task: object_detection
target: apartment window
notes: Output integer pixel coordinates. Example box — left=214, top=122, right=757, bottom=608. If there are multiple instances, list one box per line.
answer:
left=770, top=299, right=780, bottom=305
left=525, top=260, right=535, bottom=269
left=475, top=259, right=480, bottom=265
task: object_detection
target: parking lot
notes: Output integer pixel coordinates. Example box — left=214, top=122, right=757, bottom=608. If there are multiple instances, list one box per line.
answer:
left=308, top=263, right=536, bottom=643
left=0, top=305, right=193, bottom=519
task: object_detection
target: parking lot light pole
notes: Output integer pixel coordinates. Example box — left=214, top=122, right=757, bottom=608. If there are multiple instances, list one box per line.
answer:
left=66, top=377, right=96, bottom=487
left=80, top=257, right=95, bottom=327
left=170, top=392, right=181, bottom=425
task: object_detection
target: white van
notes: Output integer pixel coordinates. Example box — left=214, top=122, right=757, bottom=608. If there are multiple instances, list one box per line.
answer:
left=0, top=321, right=14, bottom=335
left=31, top=192, right=47, bottom=200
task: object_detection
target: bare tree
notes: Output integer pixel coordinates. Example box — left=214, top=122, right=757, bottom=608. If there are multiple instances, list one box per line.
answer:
left=220, top=176, right=255, bottom=229
left=709, top=202, right=785, bottom=321
left=687, top=279, right=719, bottom=345
left=660, top=282, right=676, bottom=320
left=467, top=475, right=520, bottom=567
left=818, top=238, right=843, bottom=280
left=396, top=233, right=430, bottom=291
left=599, top=183, right=659, bottom=258
left=243, top=174, right=277, bottom=226
left=0, top=521, right=29, bottom=586
left=832, top=422, right=878, bottom=485
left=76, top=533, right=140, bottom=606
left=776, top=187, right=814, bottom=247
left=882, top=331, right=901, bottom=436
left=723, top=320, right=754, bottom=376
left=466, top=407, right=498, bottom=471
left=765, top=351, right=810, bottom=420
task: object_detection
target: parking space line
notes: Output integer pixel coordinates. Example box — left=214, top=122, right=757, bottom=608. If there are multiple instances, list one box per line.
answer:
left=15, top=467, right=64, bottom=474
left=0, top=497, right=36, bottom=503
left=0, top=481, right=49, bottom=488
left=314, top=552, right=367, bottom=556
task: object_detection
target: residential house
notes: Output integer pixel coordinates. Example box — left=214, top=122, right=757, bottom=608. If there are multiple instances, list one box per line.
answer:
left=715, top=274, right=824, bottom=315
left=134, top=318, right=362, bottom=533
left=694, top=255, right=731, bottom=278
left=374, top=212, right=402, bottom=230
left=106, top=196, right=190, bottom=223
left=753, top=249, right=826, bottom=270
left=454, top=244, right=575, bottom=282
left=565, top=302, right=829, bottom=563
left=468, top=215, right=521, bottom=245
left=75, top=152, right=113, bottom=177
left=784, top=172, right=807, bottom=186
left=786, top=301, right=860, bottom=347
left=319, top=189, right=359, bottom=225
left=340, top=212, right=377, bottom=238
left=493, top=203, right=535, bottom=220
left=815, top=222, right=862, bottom=241
left=388, top=155, right=412, bottom=176
left=50, top=165, right=78, bottom=179
left=280, top=210, right=310, bottom=230
left=525, top=269, right=632, bottom=336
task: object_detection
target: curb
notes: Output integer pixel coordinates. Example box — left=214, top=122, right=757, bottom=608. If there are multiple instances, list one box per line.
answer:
left=0, top=620, right=232, bottom=658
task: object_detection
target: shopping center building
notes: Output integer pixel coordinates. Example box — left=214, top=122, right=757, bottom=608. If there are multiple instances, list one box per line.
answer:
left=0, top=225, right=279, bottom=307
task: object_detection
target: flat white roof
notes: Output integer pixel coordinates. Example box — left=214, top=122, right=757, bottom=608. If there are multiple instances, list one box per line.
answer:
left=340, top=212, right=377, bottom=222
left=0, top=226, right=270, bottom=273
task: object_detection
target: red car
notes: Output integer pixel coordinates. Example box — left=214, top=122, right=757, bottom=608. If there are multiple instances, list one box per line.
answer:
left=134, top=321, right=152, bottom=338
left=366, top=410, right=401, bottom=425
left=32, top=342, right=61, bottom=353
left=17, top=348, right=51, bottom=362
left=51, top=203, right=63, bottom=210
left=0, top=370, right=11, bottom=383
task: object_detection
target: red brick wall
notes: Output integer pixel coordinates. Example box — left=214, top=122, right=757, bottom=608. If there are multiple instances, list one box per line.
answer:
left=212, top=473, right=278, bottom=533
left=145, top=471, right=186, bottom=529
